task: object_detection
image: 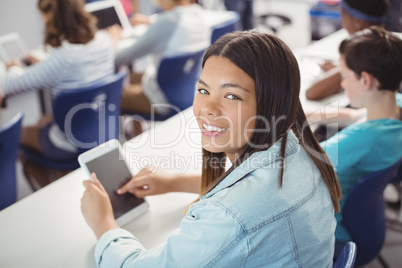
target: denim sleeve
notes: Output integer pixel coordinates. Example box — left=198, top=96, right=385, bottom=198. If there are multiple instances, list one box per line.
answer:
left=95, top=202, right=248, bottom=268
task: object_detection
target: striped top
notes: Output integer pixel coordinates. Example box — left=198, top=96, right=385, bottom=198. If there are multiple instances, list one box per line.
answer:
left=2, top=31, right=114, bottom=97
left=1, top=31, right=115, bottom=153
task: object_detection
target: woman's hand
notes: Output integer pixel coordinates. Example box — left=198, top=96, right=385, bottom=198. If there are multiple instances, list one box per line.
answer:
left=81, top=173, right=119, bottom=240
left=117, top=166, right=177, bottom=198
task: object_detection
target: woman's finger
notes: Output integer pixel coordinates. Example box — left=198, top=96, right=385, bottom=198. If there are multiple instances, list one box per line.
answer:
left=117, top=174, right=151, bottom=195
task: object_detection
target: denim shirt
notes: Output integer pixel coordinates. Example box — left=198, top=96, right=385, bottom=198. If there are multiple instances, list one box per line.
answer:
left=95, top=131, right=336, bottom=267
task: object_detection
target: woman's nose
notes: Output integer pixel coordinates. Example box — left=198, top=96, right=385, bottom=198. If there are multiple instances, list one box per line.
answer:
left=201, top=98, right=220, bottom=116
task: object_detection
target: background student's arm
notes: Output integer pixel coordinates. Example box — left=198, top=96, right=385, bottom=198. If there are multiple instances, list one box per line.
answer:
left=117, top=166, right=201, bottom=197
left=114, top=14, right=177, bottom=66
left=305, top=67, right=343, bottom=100
left=130, top=13, right=152, bottom=25
left=1, top=49, right=68, bottom=96
left=305, top=107, right=366, bottom=128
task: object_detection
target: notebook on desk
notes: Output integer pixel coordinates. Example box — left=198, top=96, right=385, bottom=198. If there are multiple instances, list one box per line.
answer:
left=0, top=32, right=28, bottom=62
left=85, top=0, right=137, bottom=39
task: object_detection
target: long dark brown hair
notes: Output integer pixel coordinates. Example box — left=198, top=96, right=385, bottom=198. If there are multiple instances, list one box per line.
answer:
left=38, top=0, right=97, bottom=47
left=198, top=31, right=342, bottom=212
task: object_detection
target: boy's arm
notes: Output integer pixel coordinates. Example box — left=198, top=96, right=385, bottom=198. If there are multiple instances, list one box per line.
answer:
left=305, top=67, right=343, bottom=100
left=305, top=107, right=366, bottom=128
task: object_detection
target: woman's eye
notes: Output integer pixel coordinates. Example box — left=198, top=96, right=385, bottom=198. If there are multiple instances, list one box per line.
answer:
left=226, top=94, right=241, bottom=100
left=198, top=88, right=209, bottom=95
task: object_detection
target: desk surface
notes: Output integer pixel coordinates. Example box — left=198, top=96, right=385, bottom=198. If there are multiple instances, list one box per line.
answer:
left=0, top=29, right=349, bottom=268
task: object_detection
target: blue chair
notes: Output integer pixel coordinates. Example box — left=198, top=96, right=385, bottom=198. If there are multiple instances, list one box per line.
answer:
left=211, top=12, right=240, bottom=44
left=123, top=49, right=205, bottom=121
left=334, top=242, right=357, bottom=268
left=20, top=69, right=127, bottom=172
left=0, top=112, right=23, bottom=210
left=341, top=158, right=402, bottom=267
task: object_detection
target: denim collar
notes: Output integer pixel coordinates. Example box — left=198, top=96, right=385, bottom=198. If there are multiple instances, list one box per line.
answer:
left=201, top=130, right=300, bottom=200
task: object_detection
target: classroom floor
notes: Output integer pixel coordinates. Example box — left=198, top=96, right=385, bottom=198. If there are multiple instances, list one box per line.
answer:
left=11, top=1, right=402, bottom=266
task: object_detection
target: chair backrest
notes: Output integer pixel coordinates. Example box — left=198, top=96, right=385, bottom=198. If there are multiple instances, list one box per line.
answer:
left=333, top=241, right=357, bottom=268
left=53, top=69, right=127, bottom=153
left=156, top=49, right=205, bottom=119
left=211, top=12, right=240, bottom=44
left=0, top=112, right=23, bottom=210
left=342, top=158, right=402, bottom=266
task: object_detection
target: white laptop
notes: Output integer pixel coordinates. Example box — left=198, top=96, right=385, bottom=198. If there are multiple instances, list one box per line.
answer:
left=0, top=32, right=28, bottom=62
left=85, top=0, right=137, bottom=39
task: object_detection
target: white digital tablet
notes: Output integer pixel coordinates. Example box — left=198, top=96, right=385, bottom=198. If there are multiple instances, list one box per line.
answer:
left=78, top=139, right=149, bottom=226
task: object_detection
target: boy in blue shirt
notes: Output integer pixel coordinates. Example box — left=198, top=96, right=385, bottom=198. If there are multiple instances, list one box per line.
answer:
left=320, top=26, right=402, bottom=246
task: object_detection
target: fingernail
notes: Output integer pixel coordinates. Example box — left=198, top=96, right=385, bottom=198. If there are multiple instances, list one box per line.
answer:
left=117, top=189, right=122, bottom=194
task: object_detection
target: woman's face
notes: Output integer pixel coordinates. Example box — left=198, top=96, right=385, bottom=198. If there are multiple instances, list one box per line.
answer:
left=193, top=56, right=257, bottom=163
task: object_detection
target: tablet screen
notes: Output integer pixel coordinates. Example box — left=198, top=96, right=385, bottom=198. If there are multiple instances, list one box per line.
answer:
left=85, top=148, right=145, bottom=219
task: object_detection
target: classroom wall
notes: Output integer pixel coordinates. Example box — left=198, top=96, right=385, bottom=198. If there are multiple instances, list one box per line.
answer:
left=0, top=0, right=43, bottom=50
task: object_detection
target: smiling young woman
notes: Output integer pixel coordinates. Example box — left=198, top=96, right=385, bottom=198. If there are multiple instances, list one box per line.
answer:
left=81, top=31, right=342, bottom=267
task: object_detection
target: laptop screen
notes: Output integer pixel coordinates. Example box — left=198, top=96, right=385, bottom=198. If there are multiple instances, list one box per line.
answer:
left=91, top=6, right=122, bottom=29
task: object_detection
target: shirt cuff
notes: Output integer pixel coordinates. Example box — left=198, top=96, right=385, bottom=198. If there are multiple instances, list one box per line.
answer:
left=94, top=228, right=136, bottom=264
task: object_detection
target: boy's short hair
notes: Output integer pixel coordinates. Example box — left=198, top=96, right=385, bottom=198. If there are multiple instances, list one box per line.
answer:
left=339, top=26, right=402, bottom=91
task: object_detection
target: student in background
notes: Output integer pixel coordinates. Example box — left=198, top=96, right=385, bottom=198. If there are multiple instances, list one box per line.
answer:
left=85, top=0, right=135, bottom=17
left=0, top=0, right=114, bottom=161
left=81, top=31, right=342, bottom=266
left=305, top=0, right=390, bottom=101
left=109, top=0, right=211, bottom=116
left=318, top=26, right=402, bottom=256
